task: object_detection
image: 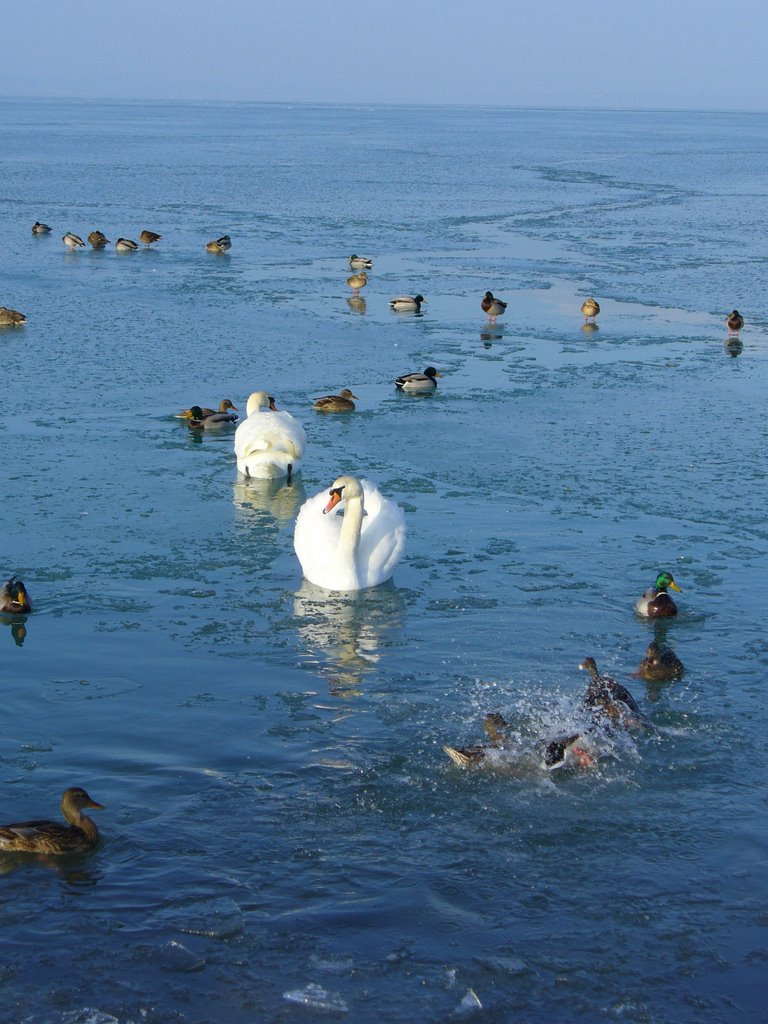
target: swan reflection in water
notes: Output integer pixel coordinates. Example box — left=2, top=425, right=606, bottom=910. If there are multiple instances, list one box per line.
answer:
left=293, top=580, right=405, bottom=696
left=232, top=477, right=306, bottom=528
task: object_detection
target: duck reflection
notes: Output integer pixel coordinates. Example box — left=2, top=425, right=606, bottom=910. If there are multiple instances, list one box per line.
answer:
left=293, top=579, right=405, bottom=695
left=232, top=477, right=306, bottom=526
left=724, top=336, right=743, bottom=357
left=480, top=325, right=504, bottom=346
left=581, top=322, right=599, bottom=335
left=347, top=296, right=366, bottom=315
left=1, top=614, right=29, bottom=646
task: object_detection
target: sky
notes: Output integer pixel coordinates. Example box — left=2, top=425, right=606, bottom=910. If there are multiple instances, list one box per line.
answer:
left=4, top=0, right=768, bottom=110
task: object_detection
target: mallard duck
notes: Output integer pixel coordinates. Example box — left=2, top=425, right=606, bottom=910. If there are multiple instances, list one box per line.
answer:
left=294, top=475, right=406, bottom=591
left=186, top=405, right=238, bottom=430
left=395, top=366, right=442, bottom=391
left=0, top=787, right=103, bottom=855
left=346, top=271, right=368, bottom=292
left=481, top=291, right=507, bottom=323
left=636, top=640, right=684, bottom=682
left=32, top=221, right=51, bottom=235
left=349, top=255, right=373, bottom=269
left=390, top=294, right=425, bottom=312
left=581, top=297, right=600, bottom=322
left=87, top=230, right=110, bottom=248
left=312, top=389, right=358, bottom=412
left=1, top=576, right=32, bottom=613
left=0, top=307, right=26, bottom=326
left=579, top=657, right=646, bottom=727
left=234, top=391, right=306, bottom=482
left=62, top=232, right=85, bottom=251
left=443, top=713, right=511, bottom=767
left=175, top=399, right=238, bottom=420
left=115, top=237, right=138, bottom=252
left=635, top=571, right=682, bottom=618
left=542, top=732, right=597, bottom=770
left=139, top=229, right=162, bottom=246
left=206, top=235, right=231, bottom=253
left=726, top=310, right=744, bottom=333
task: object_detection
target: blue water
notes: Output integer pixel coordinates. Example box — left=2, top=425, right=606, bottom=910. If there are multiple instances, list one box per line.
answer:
left=1, top=99, right=768, bottom=1023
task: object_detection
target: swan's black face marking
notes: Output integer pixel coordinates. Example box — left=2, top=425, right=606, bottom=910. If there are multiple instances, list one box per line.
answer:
left=268, top=396, right=278, bottom=411
left=323, top=485, right=345, bottom=515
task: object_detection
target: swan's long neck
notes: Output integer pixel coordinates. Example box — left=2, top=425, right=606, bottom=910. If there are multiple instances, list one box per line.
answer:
left=337, top=493, right=364, bottom=585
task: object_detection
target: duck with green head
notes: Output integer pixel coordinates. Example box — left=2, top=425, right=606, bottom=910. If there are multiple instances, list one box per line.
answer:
left=635, top=571, right=682, bottom=618
left=186, top=404, right=238, bottom=430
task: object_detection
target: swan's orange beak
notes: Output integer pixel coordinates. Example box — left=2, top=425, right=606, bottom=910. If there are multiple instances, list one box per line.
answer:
left=323, top=490, right=342, bottom=514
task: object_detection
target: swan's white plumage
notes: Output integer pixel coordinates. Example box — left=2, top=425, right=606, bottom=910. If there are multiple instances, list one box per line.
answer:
left=294, top=477, right=406, bottom=591
left=234, top=391, right=307, bottom=479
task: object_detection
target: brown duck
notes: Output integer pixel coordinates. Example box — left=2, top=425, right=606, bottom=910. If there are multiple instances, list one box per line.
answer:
left=0, top=787, right=104, bottom=854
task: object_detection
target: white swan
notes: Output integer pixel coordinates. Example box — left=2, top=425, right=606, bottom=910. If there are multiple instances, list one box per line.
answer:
left=294, top=476, right=406, bottom=591
left=234, top=391, right=307, bottom=481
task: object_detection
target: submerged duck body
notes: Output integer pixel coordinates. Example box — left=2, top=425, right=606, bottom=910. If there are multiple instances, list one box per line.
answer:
left=395, top=366, right=441, bottom=391
left=0, top=787, right=104, bottom=855
left=62, top=232, right=85, bottom=251
left=32, top=221, right=52, bottom=235
left=88, top=230, right=110, bottom=248
left=234, top=391, right=306, bottom=481
left=294, top=475, right=406, bottom=591
left=481, top=290, right=507, bottom=322
left=0, top=306, right=27, bottom=326
left=390, top=294, right=425, bottom=313
left=581, top=297, right=600, bottom=322
left=635, top=571, right=682, bottom=618
left=1, top=576, right=32, bottom=613
left=312, top=389, right=358, bottom=413
left=206, top=235, right=231, bottom=253
left=636, top=640, right=685, bottom=682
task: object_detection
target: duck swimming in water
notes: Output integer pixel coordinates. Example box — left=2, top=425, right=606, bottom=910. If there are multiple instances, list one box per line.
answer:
left=349, top=255, right=373, bottom=269
left=395, top=367, right=442, bottom=392
left=635, top=571, right=682, bottom=618
left=186, top=405, right=239, bottom=430
left=32, top=221, right=51, bottom=235
left=87, top=230, right=110, bottom=248
left=139, top=230, right=162, bottom=246
left=115, top=237, right=139, bottom=252
left=0, top=307, right=27, bottom=326
left=1, top=576, right=32, bottom=613
left=312, top=389, right=358, bottom=413
left=0, top=787, right=104, bottom=855
left=390, top=294, right=425, bottom=313
left=206, top=235, right=231, bottom=253
left=176, top=399, right=238, bottom=420
left=636, top=640, right=684, bottom=682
